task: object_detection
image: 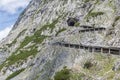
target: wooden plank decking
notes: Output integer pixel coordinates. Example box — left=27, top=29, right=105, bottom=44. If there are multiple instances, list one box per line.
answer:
left=52, top=42, right=120, bottom=55
left=49, top=26, right=119, bottom=55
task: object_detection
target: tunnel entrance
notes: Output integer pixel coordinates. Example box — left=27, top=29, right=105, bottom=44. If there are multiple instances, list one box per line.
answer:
left=67, top=18, right=79, bottom=26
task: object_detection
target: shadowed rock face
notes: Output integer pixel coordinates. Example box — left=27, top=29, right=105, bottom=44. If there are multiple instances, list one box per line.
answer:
left=67, top=18, right=79, bottom=26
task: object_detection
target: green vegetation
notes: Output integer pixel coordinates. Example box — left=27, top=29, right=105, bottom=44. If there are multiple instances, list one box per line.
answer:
left=15, top=16, right=61, bottom=52
left=108, top=0, right=116, bottom=12
left=105, top=71, right=115, bottom=80
left=35, top=69, right=44, bottom=80
left=5, top=31, right=46, bottom=67
left=6, top=40, right=17, bottom=47
left=6, top=68, right=25, bottom=80
left=98, top=56, right=115, bottom=75
left=85, top=11, right=104, bottom=21
left=83, top=0, right=99, bottom=3
left=0, top=47, right=38, bottom=70
left=83, top=0, right=90, bottom=3
left=56, top=28, right=66, bottom=36
left=88, top=12, right=104, bottom=17
left=34, top=15, right=61, bottom=37
left=0, top=16, right=62, bottom=71
left=17, top=29, right=27, bottom=38
left=19, top=36, right=34, bottom=49
left=114, top=16, right=120, bottom=22
left=71, top=73, right=84, bottom=80
left=94, top=53, right=105, bottom=60
left=54, top=66, right=91, bottom=80
left=6, top=29, right=27, bottom=47
left=54, top=66, right=71, bottom=80
left=83, top=0, right=100, bottom=21
left=75, top=22, right=80, bottom=27
left=84, top=61, right=93, bottom=69
left=71, top=72, right=94, bottom=80
left=82, top=54, right=116, bottom=78
left=8, top=16, right=60, bottom=50
left=112, top=16, right=120, bottom=27
left=8, top=49, right=38, bottom=65
left=62, top=0, right=68, bottom=5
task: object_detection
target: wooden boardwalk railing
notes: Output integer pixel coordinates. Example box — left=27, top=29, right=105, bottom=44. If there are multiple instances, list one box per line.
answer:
left=47, top=25, right=112, bottom=55
left=79, top=27, right=106, bottom=33
left=80, top=25, right=95, bottom=28
left=51, top=42, right=120, bottom=55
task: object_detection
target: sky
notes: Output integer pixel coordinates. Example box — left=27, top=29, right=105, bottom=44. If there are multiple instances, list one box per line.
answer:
left=0, top=0, right=31, bottom=41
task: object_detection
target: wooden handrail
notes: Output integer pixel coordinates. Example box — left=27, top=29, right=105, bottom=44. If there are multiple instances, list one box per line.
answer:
left=52, top=42, right=120, bottom=55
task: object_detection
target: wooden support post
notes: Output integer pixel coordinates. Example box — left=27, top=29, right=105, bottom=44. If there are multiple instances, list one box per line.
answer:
left=68, top=44, right=70, bottom=48
left=82, top=46, right=84, bottom=49
left=59, top=42, right=61, bottom=46
left=79, top=45, right=80, bottom=49
left=60, top=43, right=62, bottom=46
left=73, top=45, right=75, bottom=49
left=88, top=47, right=90, bottom=52
left=109, top=49, right=110, bottom=54
left=101, top=48, right=103, bottom=54
left=92, top=48, right=94, bottom=53
left=57, top=42, right=59, bottom=46
left=74, top=45, right=76, bottom=48
left=61, top=43, right=63, bottom=47
left=84, top=46, right=86, bottom=50
left=56, top=43, right=62, bottom=48
left=119, top=49, right=120, bottom=56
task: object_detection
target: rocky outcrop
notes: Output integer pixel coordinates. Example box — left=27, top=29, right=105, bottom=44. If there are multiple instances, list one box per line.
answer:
left=0, top=0, right=120, bottom=80
left=113, top=59, right=120, bottom=71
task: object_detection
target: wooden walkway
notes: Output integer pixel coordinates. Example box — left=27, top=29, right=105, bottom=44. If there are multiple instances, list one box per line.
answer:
left=79, top=27, right=106, bottom=33
left=48, top=25, right=117, bottom=55
left=52, top=42, right=120, bottom=55
left=80, top=25, right=95, bottom=28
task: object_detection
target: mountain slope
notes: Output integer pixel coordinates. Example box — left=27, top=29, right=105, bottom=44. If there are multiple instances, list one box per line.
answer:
left=0, top=0, right=120, bottom=80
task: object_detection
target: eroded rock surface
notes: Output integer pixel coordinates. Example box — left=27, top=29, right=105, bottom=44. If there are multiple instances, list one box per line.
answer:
left=0, top=0, right=120, bottom=80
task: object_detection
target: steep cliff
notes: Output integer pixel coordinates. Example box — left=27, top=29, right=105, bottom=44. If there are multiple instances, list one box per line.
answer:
left=0, top=0, right=120, bottom=80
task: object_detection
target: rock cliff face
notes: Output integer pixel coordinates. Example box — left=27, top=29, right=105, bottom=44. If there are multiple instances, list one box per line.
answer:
left=0, top=0, right=120, bottom=80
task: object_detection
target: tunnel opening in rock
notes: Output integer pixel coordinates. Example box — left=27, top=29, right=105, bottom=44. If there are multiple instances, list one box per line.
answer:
left=67, top=18, right=79, bottom=26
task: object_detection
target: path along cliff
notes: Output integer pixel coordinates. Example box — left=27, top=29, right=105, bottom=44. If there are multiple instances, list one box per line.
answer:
left=0, top=0, right=120, bottom=80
